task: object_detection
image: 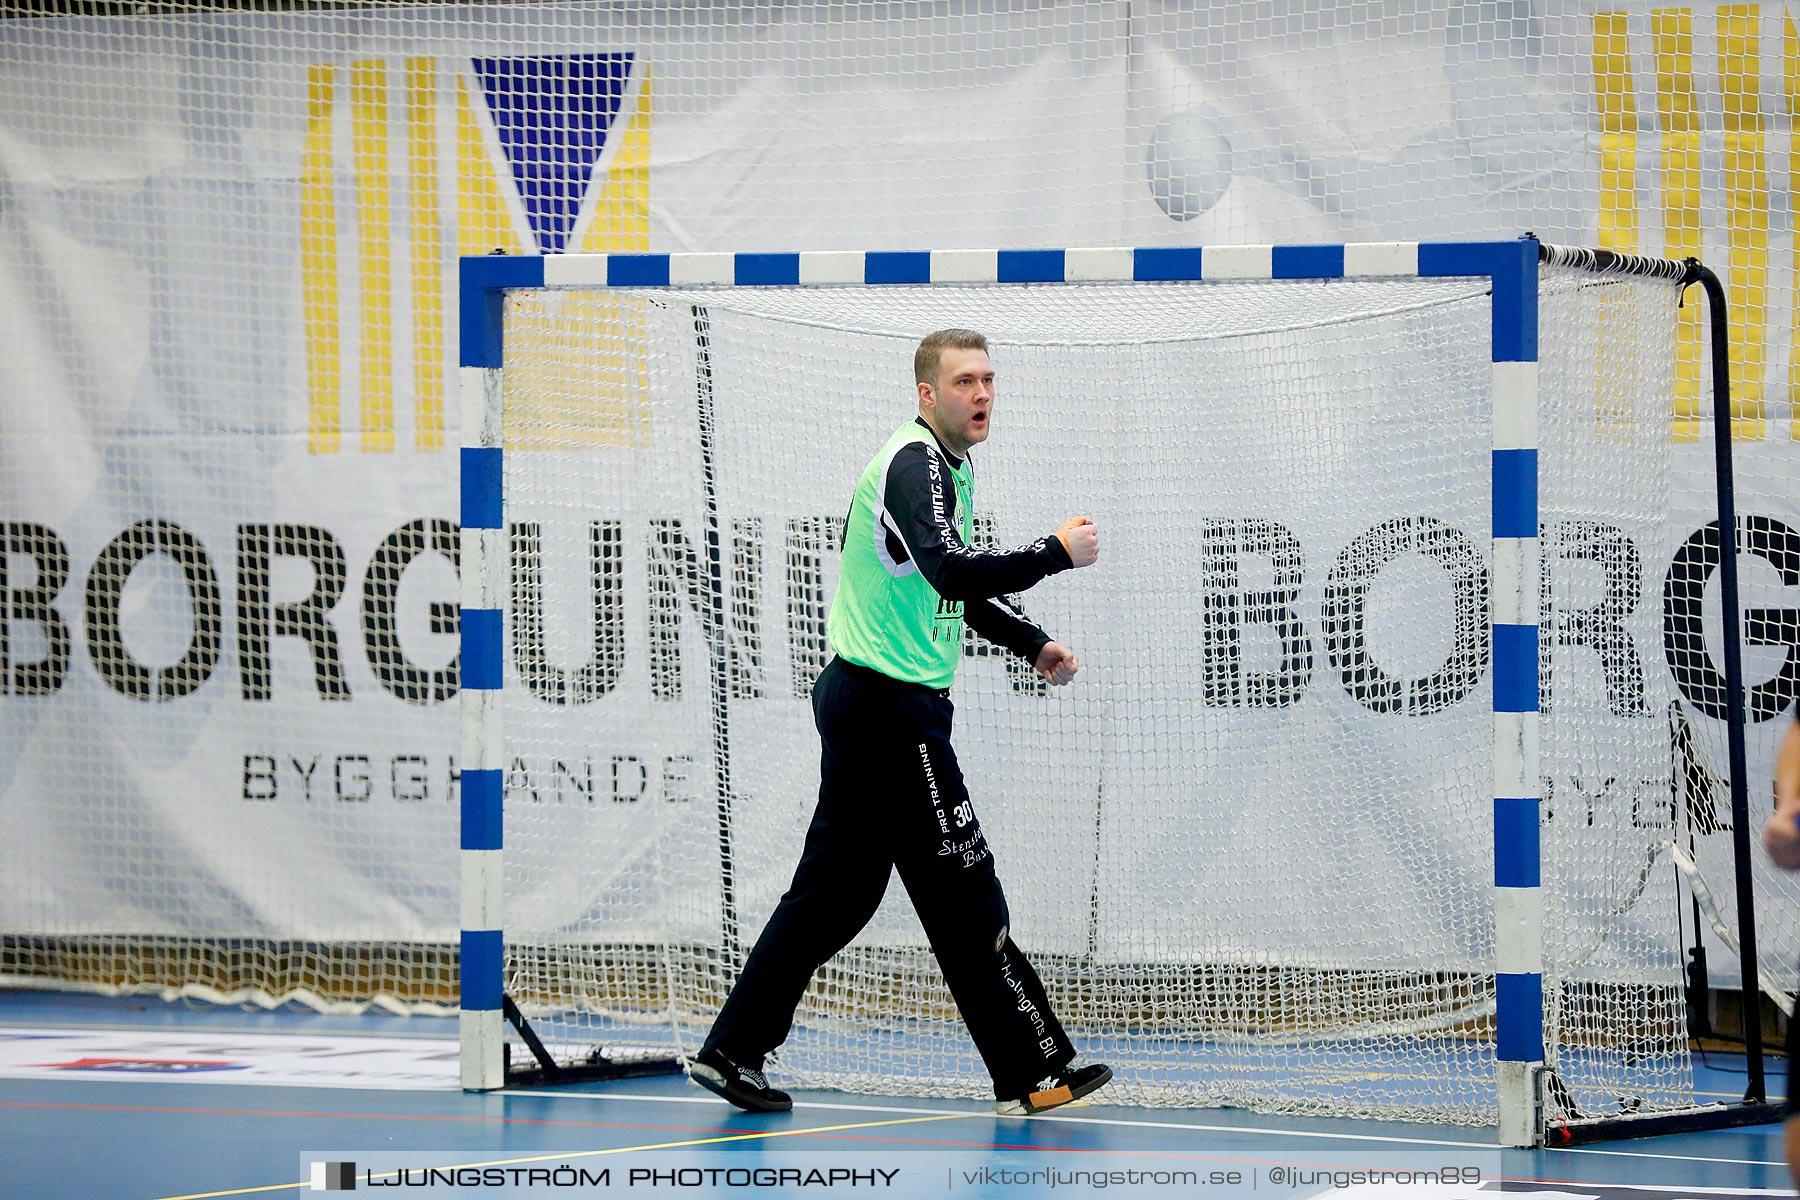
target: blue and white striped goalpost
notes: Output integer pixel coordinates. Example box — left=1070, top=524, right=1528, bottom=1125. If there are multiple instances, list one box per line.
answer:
left=457, top=253, right=541, bottom=1093
left=1477, top=240, right=1546, bottom=1150
left=455, top=239, right=1546, bottom=1140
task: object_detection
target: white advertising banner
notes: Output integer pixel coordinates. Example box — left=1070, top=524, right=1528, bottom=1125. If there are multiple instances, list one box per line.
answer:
left=0, top=2, right=1795, bottom=997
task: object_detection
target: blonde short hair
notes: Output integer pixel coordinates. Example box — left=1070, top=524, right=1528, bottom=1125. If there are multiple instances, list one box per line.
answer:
left=914, top=328, right=989, bottom=387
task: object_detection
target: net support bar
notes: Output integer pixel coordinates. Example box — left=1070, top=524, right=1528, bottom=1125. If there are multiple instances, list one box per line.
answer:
left=1527, top=242, right=1778, bottom=1144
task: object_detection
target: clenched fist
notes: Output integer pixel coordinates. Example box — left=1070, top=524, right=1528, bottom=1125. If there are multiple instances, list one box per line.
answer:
left=1056, top=516, right=1098, bottom=568
left=1035, top=642, right=1080, bottom=686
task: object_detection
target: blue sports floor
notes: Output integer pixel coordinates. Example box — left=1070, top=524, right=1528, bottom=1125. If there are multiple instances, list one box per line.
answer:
left=0, top=991, right=1790, bottom=1199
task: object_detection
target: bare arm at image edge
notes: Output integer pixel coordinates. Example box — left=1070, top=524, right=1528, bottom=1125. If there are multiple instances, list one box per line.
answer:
left=1759, top=715, right=1800, bottom=871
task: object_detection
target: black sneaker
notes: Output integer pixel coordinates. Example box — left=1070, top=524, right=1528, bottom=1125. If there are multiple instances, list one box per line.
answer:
left=687, top=1047, right=792, bottom=1113
left=995, top=1061, right=1113, bottom=1115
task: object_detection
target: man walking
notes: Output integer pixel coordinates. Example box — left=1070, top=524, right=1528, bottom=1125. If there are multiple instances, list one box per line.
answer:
left=688, top=328, right=1111, bottom=1117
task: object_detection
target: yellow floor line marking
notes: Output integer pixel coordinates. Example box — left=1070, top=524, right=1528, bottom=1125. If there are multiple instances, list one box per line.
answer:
left=150, top=1112, right=968, bottom=1199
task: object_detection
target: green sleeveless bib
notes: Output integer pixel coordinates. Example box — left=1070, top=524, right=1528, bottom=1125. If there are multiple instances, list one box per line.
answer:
left=827, top=422, right=973, bottom=688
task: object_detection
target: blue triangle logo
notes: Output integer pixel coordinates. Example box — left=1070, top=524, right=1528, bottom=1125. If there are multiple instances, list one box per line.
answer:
left=471, top=53, right=634, bottom=254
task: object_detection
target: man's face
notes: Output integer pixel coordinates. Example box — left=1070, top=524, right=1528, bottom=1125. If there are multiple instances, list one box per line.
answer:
left=919, top=346, right=994, bottom=456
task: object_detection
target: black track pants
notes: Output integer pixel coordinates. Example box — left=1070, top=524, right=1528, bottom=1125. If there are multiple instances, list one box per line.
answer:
left=701, top=656, right=1074, bottom=1097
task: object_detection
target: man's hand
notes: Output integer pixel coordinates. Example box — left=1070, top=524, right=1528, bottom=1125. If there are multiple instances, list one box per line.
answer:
left=1035, top=642, right=1079, bottom=686
left=1056, top=516, right=1098, bottom=568
left=1766, top=806, right=1800, bottom=871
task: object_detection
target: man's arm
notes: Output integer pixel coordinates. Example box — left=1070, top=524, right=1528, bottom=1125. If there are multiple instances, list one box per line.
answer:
left=964, top=593, right=1053, bottom=663
left=964, top=595, right=1083, bottom=686
left=1759, top=714, right=1800, bottom=870
left=882, top=442, right=1086, bottom=601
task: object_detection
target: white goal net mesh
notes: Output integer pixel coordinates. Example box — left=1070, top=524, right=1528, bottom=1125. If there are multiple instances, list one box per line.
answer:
left=495, top=263, right=1700, bottom=1125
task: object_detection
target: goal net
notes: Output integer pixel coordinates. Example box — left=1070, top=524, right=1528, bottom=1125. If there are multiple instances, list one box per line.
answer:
left=472, top=243, right=1732, bottom=1139
left=2, top=1, right=1793, bottom=1149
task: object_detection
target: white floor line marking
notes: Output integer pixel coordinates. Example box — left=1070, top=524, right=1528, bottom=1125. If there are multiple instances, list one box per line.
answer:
left=2, top=1018, right=456, bottom=1042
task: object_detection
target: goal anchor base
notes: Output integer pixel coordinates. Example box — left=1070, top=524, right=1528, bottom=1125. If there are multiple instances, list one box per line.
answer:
left=1545, top=1100, right=1782, bottom=1146
left=500, top=994, right=684, bottom=1087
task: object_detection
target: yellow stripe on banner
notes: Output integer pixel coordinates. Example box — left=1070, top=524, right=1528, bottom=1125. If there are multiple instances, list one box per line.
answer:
left=1788, top=15, right=1800, bottom=440
left=406, top=57, right=445, bottom=452
left=351, top=59, right=395, bottom=453
left=546, top=61, right=655, bottom=451
left=1718, top=5, right=1769, bottom=441
left=1653, top=9, right=1704, bottom=441
left=501, top=61, right=655, bottom=453
left=1594, top=13, right=1639, bottom=253
left=303, top=64, right=340, bottom=455
left=577, top=61, right=653, bottom=254
left=1593, top=12, right=1639, bottom=441
left=455, top=75, right=525, bottom=257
